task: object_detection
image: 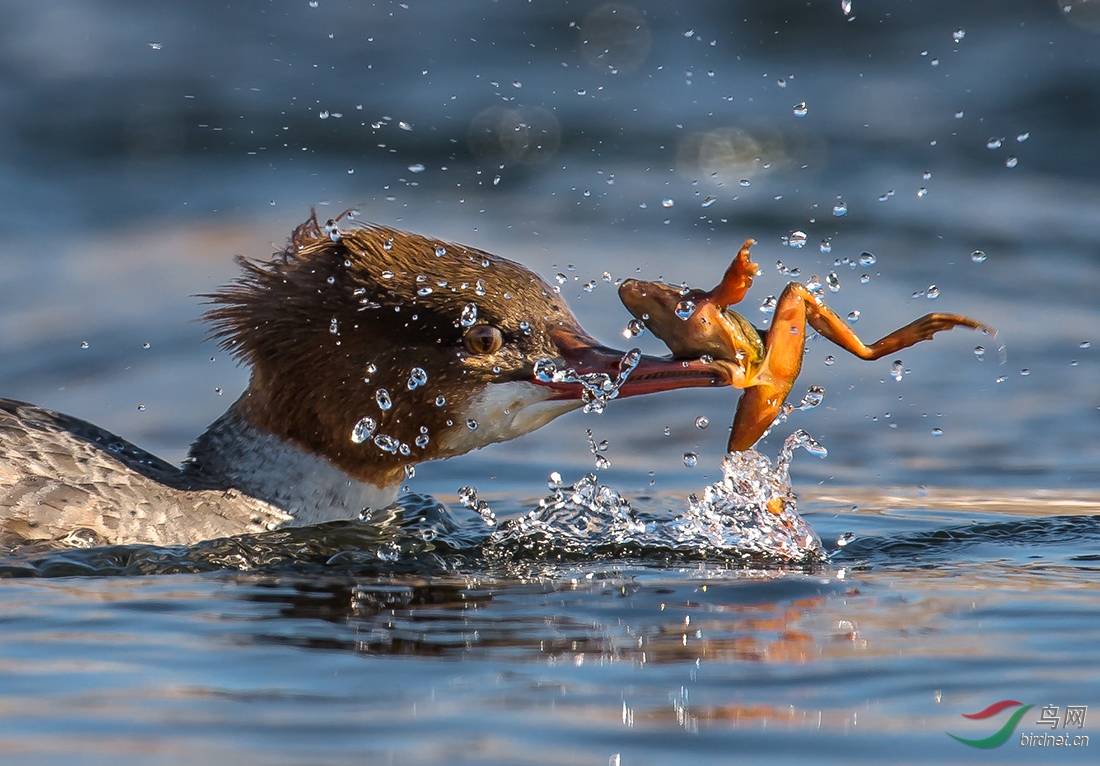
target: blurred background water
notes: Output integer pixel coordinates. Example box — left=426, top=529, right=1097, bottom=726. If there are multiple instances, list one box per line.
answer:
left=0, top=0, right=1098, bottom=763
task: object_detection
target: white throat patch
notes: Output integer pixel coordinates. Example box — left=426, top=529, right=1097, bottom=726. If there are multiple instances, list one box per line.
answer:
left=438, top=380, right=581, bottom=456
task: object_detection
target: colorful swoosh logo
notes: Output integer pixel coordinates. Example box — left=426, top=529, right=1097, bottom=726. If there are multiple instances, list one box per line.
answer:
left=947, top=700, right=1034, bottom=749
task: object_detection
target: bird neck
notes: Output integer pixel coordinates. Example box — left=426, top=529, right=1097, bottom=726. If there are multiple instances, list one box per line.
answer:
left=185, top=398, right=399, bottom=526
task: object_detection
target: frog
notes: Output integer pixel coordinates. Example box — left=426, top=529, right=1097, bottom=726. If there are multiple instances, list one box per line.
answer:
left=618, top=239, right=995, bottom=453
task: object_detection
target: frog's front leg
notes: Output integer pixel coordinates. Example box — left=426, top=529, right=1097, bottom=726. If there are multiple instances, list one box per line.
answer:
left=710, top=238, right=759, bottom=307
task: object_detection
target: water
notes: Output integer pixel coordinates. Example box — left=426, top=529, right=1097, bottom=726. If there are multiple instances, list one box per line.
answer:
left=2, top=0, right=1100, bottom=762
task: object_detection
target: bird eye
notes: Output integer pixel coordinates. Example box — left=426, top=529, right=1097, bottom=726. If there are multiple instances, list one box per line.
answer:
left=463, top=325, right=503, bottom=355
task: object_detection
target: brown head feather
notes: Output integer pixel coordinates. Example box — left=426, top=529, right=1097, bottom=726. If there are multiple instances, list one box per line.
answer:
left=199, top=213, right=584, bottom=485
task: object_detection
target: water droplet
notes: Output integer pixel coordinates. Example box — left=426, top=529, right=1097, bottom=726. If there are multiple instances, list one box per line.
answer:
left=466, top=418, right=478, bottom=430
left=846, top=310, right=860, bottom=323
left=683, top=452, right=699, bottom=468
left=675, top=300, right=696, bottom=319
left=787, top=230, right=808, bottom=248
left=661, top=197, right=675, bottom=208
left=793, top=101, right=808, bottom=117
left=622, top=318, right=646, bottom=338
left=797, top=385, right=825, bottom=410
left=805, top=275, right=823, bottom=294
left=417, top=287, right=433, bottom=296
left=860, top=274, right=871, bottom=284
left=435, top=395, right=447, bottom=407
left=987, top=137, right=1003, bottom=150
left=922, top=170, right=933, bottom=181
left=759, top=295, right=777, bottom=314
left=832, top=200, right=848, bottom=216
left=137, top=403, right=146, bottom=412
left=819, top=238, right=832, bottom=254
left=351, top=416, right=377, bottom=443
left=739, top=179, right=751, bottom=187
left=890, top=360, right=904, bottom=381
left=663, top=426, right=672, bottom=437
left=1020, top=368, right=1030, bottom=376
left=974, top=346, right=986, bottom=361
left=1017, top=132, right=1030, bottom=142
left=695, top=416, right=709, bottom=429
left=1005, top=156, right=1018, bottom=168
left=701, top=195, right=717, bottom=208
left=916, top=187, right=928, bottom=198
left=408, top=367, right=428, bottom=390
left=534, top=358, right=557, bottom=383
left=373, top=434, right=400, bottom=454
left=952, top=28, right=965, bottom=43
left=1080, top=341, right=1091, bottom=349
left=931, top=427, right=944, bottom=436
left=329, top=318, right=339, bottom=334
left=381, top=270, right=395, bottom=279
left=826, top=272, right=841, bottom=292
left=460, top=302, right=478, bottom=327
left=824, top=355, right=835, bottom=366
left=376, top=389, right=392, bottom=410
left=583, top=280, right=597, bottom=293
left=926, top=285, right=939, bottom=300
left=841, top=0, right=853, bottom=15
left=407, top=163, right=425, bottom=173
left=970, top=249, right=987, bottom=263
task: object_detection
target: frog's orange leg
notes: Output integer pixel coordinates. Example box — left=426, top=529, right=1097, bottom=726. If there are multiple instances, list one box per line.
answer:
left=804, top=304, right=995, bottom=360
left=728, top=283, right=807, bottom=451
left=710, top=238, right=759, bottom=307
left=728, top=283, right=994, bottom=450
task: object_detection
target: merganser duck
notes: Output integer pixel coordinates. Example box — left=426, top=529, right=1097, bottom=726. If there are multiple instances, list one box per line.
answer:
left=0, top=213, right=725, bottom=547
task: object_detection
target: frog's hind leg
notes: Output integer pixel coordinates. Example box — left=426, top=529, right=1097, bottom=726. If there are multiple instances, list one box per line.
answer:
left=728, top=281, right=994, bottom=451
left=790, top=283, right=994, bottom=360
left=728, top=283, right=808, bottom=451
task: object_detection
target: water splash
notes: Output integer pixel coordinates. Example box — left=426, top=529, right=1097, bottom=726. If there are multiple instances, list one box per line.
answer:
left=534, top=349, right=642, bottom=413
left=484, top=430, right=826, bottom=567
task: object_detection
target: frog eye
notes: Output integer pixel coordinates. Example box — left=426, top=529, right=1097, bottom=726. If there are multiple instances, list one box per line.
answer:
left=463, top=325, right=503, bottom=355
